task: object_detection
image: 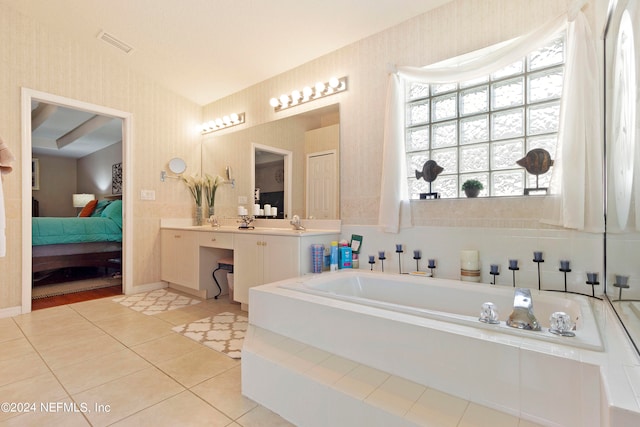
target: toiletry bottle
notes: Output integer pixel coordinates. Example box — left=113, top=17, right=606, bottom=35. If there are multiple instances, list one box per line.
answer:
left=330, top=241, right=339, bottom=271
left=339, top=245, right=353, bottom=269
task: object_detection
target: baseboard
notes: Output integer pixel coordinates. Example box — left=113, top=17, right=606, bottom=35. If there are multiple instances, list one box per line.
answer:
left=0, top=305, right=23, bottom=319
left=125, top=281, right=167, bottom=295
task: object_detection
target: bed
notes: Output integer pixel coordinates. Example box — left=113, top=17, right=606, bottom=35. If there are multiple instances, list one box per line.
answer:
left=32, top=199, right=122, bottom=274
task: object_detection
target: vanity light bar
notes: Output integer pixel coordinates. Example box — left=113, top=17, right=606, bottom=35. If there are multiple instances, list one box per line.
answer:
left=200, top=112, right=245, bottom=134
left=269, top=76, right=347, bottom=112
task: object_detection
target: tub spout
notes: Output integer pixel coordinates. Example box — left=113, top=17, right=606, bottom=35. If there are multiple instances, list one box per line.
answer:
left=506, top=288, right=541, bottom=331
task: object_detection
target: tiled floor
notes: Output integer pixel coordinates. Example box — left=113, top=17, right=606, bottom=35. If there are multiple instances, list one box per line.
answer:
left=0, top=292, right=293, bottom=427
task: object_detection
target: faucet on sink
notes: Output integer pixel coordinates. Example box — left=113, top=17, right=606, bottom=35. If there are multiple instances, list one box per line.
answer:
left=290, top=215, right=306, bottom=231
left=506, top=288, right=541, bottom=331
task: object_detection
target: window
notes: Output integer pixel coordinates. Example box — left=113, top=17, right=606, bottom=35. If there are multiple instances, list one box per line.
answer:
left=405, top=36, right=565, bottom=199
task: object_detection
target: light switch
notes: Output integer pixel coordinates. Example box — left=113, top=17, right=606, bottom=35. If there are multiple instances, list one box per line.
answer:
left=141, top=189, right=155, bottom=200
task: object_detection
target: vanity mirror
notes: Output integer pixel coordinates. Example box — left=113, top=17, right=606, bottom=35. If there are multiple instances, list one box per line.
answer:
left=604, top=0, right=640, bottom=355
left=202, top=104, right=340, bottom=220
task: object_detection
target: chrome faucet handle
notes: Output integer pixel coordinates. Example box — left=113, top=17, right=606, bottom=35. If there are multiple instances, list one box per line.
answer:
left=506, top=288, right=541, bottom=331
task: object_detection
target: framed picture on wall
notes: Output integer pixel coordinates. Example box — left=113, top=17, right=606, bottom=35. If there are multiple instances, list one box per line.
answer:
left=32, top=158, right=39, bottom=190
left=112, top=162, right=122, bottom=195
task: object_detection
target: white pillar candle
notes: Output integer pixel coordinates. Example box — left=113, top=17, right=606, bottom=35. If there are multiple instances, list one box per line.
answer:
left=253, top=204, right=260, bottom=215
left=271, top=206, right=277, bottom=216
left=263, top=204, right=271, bottom=215
left=460, top=250, right=479, bottom=270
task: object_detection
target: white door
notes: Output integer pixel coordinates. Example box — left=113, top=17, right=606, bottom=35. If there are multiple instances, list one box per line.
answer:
left=307, top=151, right=337, bottom=219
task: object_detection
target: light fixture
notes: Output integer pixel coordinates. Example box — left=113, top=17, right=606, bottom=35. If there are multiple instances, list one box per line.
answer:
left=199, top=112, right=245, bottom=134
left=72, top=193, right=95, bottom=208
left=269, top=76, right=347, bottom=112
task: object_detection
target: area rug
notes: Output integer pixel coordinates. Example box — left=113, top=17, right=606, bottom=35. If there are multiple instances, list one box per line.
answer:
left=113, top=289, right=201, bottom=315
left=32, top=277, right=121, bottom=299
left=171, top=312, right=248, bottom=359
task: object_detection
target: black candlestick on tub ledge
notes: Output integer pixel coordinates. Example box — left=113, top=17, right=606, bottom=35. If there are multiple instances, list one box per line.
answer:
left=378, top=251, right=386, bottom=273
left=559, top=260, right=571, bottom=292
left=428, top=259, right=436, bottom=277
left=395, top=244, right=403, bottom=274
left=533, top=251, right=544, bottom=290
left=490, top=264, right=500, bottom=285
left=586, top=272, right=600, bottom=298
left=508, top=259, right=519, bottom=287
left=413, top=250, right=421, bottom=272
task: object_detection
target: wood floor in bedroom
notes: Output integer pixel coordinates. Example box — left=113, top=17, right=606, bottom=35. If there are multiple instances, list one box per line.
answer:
left=32, top=285, right=123, bottom=310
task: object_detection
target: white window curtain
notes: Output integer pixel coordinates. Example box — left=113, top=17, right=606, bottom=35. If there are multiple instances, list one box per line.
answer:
left=379, top=0, right=602, bottom=233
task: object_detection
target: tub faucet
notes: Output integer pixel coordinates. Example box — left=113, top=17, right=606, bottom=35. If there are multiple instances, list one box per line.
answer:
left=506, top=288, right=541, bottom=331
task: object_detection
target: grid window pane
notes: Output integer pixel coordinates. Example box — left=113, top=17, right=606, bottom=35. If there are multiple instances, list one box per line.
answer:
left=460, top=86, right=489, bottom=116
left=492, top=77, right=524, bottom=109
left=492, top=108, right=524, bottom=140
left=460, top=115, right=489, bottom=145
left=432, top=83, right=457, bottom=95
left=529, top=37, right=564, bottom=71
left=432, top=93, right=457, bottom=121
left=432, top=121, right=457, bottom=148
left=491, top=139, right=524, bottom=170
left=528, top=68, right=564, bottom=103
left=407, top=152, right=430, bottom=178
left=432, top=147, right=458, bottom=175
left=491, top=60, right=524, bottom=80
left=409, top=177, right=431, bottom=199
left=527, top=101, right=560, bottom=135
left=407, top=101, right=429, bottom=126
left=433, top=175, right=458, bottom=198
left=460, top=144, right=489, bottom=173
left=492, top=170, right=525, bottom=196
left=408, top=83, right=430, bottom=100
left=406, top=126, right=430, bottom=152
left=404, top=36, right=564, bottom=199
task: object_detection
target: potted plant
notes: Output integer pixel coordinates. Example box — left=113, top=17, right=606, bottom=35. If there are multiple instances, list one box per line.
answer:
left=461, top=179, right=484, bottom=198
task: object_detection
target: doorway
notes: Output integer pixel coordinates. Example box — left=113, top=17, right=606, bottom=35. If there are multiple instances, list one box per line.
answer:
left=21, top=88, right=133, bottom=313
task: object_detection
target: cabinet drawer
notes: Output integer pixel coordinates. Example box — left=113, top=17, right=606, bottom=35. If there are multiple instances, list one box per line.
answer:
left=199, top=231, right=234, bottom=249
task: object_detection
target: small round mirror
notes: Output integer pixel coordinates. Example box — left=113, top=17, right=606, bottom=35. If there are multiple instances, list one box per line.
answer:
left=168, top=157, right=186, bottom=174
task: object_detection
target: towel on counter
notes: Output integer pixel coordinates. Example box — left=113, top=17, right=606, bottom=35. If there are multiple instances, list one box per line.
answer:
left=0, top=136, right=15, bottom=257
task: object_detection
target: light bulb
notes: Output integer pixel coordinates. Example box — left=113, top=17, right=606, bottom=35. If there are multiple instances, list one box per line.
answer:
left=223, top=116, right=231, bottom=125
left=291, top=90, right=301, bottom=102
left=208, top=121, right=216, bottom=129
left=329, top=77, right=340, bottom=88
left=215, top=118, right=224, bottom=127
left=302, top=86, right=313, bottom=100
left=279, top=94, right=290, bottom=107
left=230, top=113, right=239, bottom=123
left=269, top=97, right=279, bottom=107
left=315, top=81, right=326, bottom=96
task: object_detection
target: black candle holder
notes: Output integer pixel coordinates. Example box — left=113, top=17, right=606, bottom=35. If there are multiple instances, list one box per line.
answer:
left=378, top=252, right=386, bottom=273
left=559, top=261, right=571, bottom=292
left=424, top=259, right=435, bottom=277
left=586, top=272, right=600, bottom=298
left=395, top=245, right=403, bottom=274
left=508, top=260, right=519, bottom=287
left=533, top=252, right=544, bottom=291
left=489, top=264, right=500, bottom=285
left=368, top=255, right=376, bottom=271
left=413, top=250, right=421, bottom=272
left=613, top=274, right=630, bottom=301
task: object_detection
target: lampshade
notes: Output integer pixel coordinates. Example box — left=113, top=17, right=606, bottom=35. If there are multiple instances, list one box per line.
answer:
left=72, top=193, right=95, bottom=208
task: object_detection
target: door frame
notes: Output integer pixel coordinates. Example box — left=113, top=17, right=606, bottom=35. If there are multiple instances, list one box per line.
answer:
left=21, top=88, right=133, bottom=313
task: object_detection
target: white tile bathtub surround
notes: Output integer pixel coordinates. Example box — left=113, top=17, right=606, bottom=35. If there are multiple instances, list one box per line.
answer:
left=244, top=273, right=640, bottom=426
left=340, top=225, right=604, bottom=295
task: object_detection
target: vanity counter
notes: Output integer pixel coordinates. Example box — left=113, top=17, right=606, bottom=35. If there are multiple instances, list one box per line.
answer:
left=160, top=219, right=341, bottom=305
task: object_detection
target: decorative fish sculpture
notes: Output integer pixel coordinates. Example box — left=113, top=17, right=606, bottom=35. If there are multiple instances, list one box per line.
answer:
left=415, top=160, right=444, bottom=183
left=516, top=148, right=554, bottom=175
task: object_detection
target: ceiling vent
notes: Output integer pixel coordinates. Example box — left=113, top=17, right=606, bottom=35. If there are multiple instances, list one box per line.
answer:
left=97, top=30, right=134, bottom=54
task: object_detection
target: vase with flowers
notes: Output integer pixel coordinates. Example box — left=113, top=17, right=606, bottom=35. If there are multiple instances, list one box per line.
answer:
left=182, top=174, right=204, bottom=225
left=204, top=174, right=222, bottom=218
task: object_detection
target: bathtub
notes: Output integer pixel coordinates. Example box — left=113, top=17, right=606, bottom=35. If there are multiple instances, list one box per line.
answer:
left=243, top=270, right=609, bottom=426
left=278, top=270, right=603, bottom=351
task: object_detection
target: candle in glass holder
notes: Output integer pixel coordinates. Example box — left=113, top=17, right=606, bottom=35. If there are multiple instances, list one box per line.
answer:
left=395, top=244, right=403, bottom=252
left=378, top=251, right=386, bottom=260
left=428, top=259, right=436, bottom=269
left=490, top=264, right=499, bottom=274
left=413, top=249, right=421, bottom=259
left=533, top=251, right=543, bottom=262
left=560, top=260, right=570, bottom=271
left=509, top=259, right=519, bottom=270
left=586, top=272, right=599, bottom=283
left=368, top=255, right=375, bottom=264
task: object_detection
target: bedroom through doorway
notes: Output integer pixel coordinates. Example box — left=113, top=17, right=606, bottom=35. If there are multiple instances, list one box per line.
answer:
left=22, top=89, right=133, bottom=313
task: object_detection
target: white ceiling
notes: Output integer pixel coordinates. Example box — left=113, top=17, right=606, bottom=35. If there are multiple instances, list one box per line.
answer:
left=3, top=0, right=452, bottom=106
